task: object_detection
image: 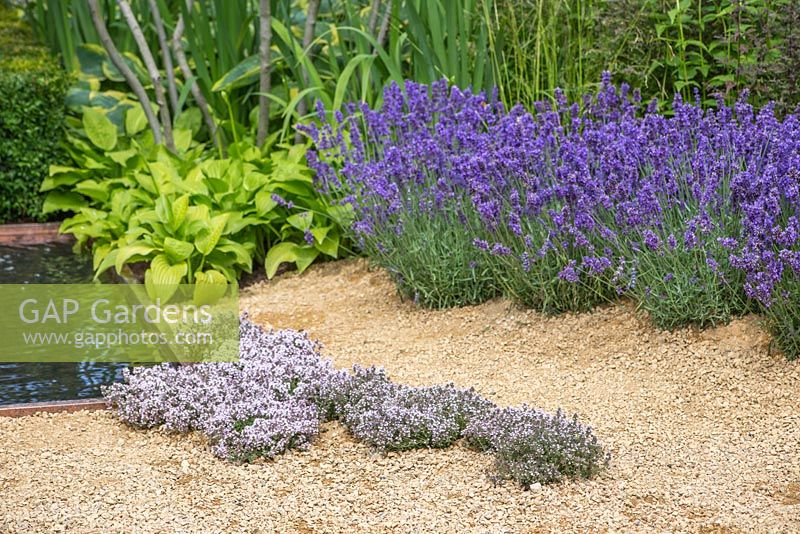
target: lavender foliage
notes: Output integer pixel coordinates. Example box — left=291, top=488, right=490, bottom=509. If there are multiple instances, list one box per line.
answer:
left=104, top=317, right=607, bottom=487
left=307, top=78, right=800, bottom=357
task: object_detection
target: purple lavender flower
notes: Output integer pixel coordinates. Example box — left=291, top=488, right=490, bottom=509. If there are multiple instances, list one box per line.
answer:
left=557, top=260, right=580, bottom=283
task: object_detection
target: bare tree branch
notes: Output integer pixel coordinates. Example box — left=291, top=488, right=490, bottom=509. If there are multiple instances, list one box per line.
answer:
left=148, top=0, right=179, bottom=114
left=375, top=3, right=392, bottom=52
left=368, top=0, right=382, bottom=36
left=172, top=0, right=223, bottom=152
left=257, top=0, right=273, bottom=146
left=295, top=0, right=320, bottom=144
left=88, top=0, right=162, bottom=144
left=117, top=0, right=175, bottom=151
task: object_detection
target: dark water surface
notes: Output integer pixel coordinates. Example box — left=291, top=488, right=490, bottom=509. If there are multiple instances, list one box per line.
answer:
left=0, top=242, right=127, bottom=405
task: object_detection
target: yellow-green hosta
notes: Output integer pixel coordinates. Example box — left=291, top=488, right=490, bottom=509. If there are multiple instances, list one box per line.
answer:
left=42, top=105, right=348, bottom=299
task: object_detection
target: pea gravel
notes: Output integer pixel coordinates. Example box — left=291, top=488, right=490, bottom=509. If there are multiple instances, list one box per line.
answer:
left=1, top=258, right=799, bottom=533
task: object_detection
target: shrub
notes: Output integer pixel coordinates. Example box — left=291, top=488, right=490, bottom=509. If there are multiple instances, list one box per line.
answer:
left=0, top=5, right=69, bottom=223
left=464, top=405, right=610, bottom=488
left=308, top=79, right=800, bottom=357
left=302, top=82, right=507, bottom=307
left=105, top=317, right=607, bottom=486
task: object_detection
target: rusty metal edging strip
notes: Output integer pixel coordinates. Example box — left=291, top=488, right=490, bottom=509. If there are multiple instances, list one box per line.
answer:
left=0, top=222, right=73, bottom=246
left=0, top=398, right=107, bottom=417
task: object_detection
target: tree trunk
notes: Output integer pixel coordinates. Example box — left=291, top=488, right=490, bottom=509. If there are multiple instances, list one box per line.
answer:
left=87, top=0, right=162, bottom=144
left=257, top=0, right=273, bottom=147
left=117, top=0, right=175, bottom=151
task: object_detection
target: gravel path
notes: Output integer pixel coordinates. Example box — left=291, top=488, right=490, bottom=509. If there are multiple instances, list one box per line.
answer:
left=2, top=259, right=799, bottom=533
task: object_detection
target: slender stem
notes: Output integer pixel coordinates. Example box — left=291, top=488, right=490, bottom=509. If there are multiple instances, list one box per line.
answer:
left=295, top=0, right=321, bottom=144
left=172, top=0, right=223, bottom=154
left=148, top=0, right=179, bottom=114
left=367, top=0, right=382, bottom=36
left=257, top=0, right=273, bottom=147
left=88, top=0, right=162, bottom=144
left=375, top=1, right=392, bottom=52
left=117, top=0, right=175, bottom=151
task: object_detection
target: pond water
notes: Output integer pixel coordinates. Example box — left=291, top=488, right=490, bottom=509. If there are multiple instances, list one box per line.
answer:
left=0, top=242, right=127, bottom=405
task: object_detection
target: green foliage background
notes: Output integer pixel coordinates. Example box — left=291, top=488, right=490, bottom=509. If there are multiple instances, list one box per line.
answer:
left=0, top=5, right=69, bottom=223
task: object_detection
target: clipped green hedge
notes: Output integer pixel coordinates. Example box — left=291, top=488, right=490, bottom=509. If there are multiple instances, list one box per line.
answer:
left=0, top=5, right=68, bottom=223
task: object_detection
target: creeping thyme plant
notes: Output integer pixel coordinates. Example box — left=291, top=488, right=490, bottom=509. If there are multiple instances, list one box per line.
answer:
left=104, top=316, right=608, bottom=487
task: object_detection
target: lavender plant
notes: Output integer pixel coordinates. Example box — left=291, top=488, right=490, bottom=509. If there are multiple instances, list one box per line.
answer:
left=307, top=78, right=800, bottom=358
left=105, top=317, right=608, bottom=486
left=302, top=83, right=502, bottom=308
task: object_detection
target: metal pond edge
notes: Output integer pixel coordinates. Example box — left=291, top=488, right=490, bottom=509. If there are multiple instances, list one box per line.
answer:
left=0, top=222, right=73, bottom=246
left=0, top=398, right=108, bottom=417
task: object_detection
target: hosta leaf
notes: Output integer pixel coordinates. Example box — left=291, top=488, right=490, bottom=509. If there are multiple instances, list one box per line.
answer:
left=327, top=204, right=355, bottom=225
left=173, top=128, right=193, bottom=153
left=205, top=177, right=229, bottom=195
left=148, top=161, right=179, bottom=192
left=40, top=170, right=85, bottom=192
left=224, top=213, right=266, bottom=235
left=287, top=211, right=313, bottom=232
left=42, top=191, right=87, bottom=214
left=164, top=237, right=195, bottom=262
left=271, top=162, right=312, bottom=183
left=94, top=247, right=118, bottom=277
left=115, top=243, right=157, bottom=273
left=196, top=214, right=230, bottom=255
left=265, top=242, right=297, bottom=279
left=202, top=159, right=229, bottom=179
left=255, top=191, right=278, bottom=215
left=76, top=43, right=106, bottom=78
left=155, top=196, right=171, bottom=225
left=312, top=227, right=339, bottom=258
left=294, top=246, right=319, bottom=274
left=74, top=179, right=110, bottom=203
left=174, top=108, right=202, bottom=135
left=273, top=179, right=315, bottom=197
left=125, top=105, right=148, bottom=135
left=108, top=147, right=138, bottom=166
left=265, top=242, right=319, bottom=279
left=171, top=194, right=190, bottom=230
left=82, top=107, right=117, bottom=151
left=132, top=171, right=158, bottom=195
left=244, top=172, right=270, bottom=192
left=310, top=225, right=330, bottom=244
left=193, top=269, right=230, bottom=305
left=144, top=255, right=188, bottom=303
left=216, top=240, right=254, bottom=270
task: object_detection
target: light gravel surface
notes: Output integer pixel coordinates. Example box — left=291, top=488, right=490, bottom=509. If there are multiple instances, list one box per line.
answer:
left=2, top=258, right=799, bottom=533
